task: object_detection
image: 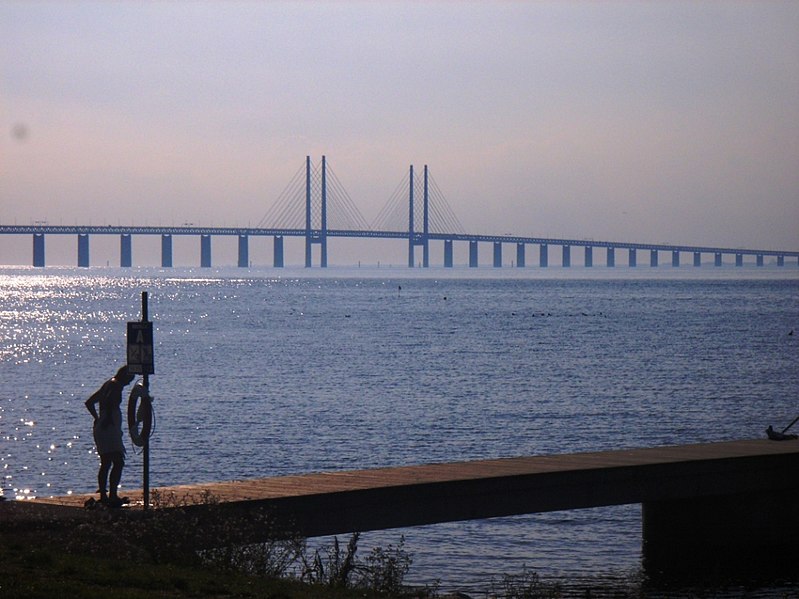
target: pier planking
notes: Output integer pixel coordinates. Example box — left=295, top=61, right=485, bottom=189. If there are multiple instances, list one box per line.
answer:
left=29, top=439, right=799, bottom=538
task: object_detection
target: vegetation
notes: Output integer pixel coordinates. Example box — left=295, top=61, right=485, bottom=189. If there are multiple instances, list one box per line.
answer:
left=0, top=491, right=431, bottom=599
left=300, top=532, right=413, bottom=595
left=488, top=568, right=563, bottom=599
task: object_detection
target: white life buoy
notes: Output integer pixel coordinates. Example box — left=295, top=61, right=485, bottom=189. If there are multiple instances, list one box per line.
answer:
left=128, top=383, right=153, bottom=447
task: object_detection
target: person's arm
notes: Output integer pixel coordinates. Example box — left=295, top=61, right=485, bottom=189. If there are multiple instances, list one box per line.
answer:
left=85, top=384, right=104, bottom=420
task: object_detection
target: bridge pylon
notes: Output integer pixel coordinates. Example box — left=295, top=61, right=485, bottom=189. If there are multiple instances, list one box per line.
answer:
left=305, top=155, right=328, bottom=267
left=408, top=165, right=430, bottom=267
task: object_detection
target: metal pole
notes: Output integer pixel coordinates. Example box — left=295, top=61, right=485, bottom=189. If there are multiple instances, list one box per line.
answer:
left=141, top=291, right=150, bottom=511
left=782, top=414, right=799, bottom=434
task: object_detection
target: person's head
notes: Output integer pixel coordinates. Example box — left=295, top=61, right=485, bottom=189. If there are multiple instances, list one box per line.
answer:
left=114, top=365, right=136, bottom=385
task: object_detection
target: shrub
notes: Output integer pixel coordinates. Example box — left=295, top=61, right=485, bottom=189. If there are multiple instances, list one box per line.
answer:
left=489, top=566, right=563, bottom=599
left=301, top=532, right=413, bottom=595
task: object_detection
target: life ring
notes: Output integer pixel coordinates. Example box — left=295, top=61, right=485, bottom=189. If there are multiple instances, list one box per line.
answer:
left=128, top=383, right=153, bottom=447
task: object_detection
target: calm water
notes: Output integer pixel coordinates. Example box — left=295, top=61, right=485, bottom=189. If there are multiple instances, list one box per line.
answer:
left=2, top=266, right=798, bottom=594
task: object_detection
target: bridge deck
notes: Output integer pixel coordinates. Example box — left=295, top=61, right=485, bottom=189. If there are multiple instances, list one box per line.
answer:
left=29, top=439, right=799, bottom=538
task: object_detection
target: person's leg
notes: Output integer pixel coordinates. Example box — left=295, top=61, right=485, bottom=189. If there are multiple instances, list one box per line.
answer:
left=98, top=454, right=112, bottom=501
left=108, top=452, right=125, bottom=500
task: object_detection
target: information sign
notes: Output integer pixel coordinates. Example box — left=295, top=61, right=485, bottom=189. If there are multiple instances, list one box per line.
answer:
left=127, top=321, right=154, bottom=375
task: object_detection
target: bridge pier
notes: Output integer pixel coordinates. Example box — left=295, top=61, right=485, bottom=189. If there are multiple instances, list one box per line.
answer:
left=642, top=491, right=799, bottom=582
left=305, top=234, right=327, bottom=268
left=238, top=235, right=249, bottom=268
left=469, top=241, right=478, bottom=267
left=201, top=235, right=212, bottom=267
left=715, top=252, right=722, bottom=267
left=408, top=236, right=428, bottom=268
left=77, top=234, right=90, bottom=267
left=562, top=245, right=570, bottom=267
left=650, top=249, right=658, bottom=267
left=493, top=242, right=502, bottom=267
left=33, top=233, right=45, bottom=267
left=161, top=234, right=173, bottom=268
left=273, top=236, right=284, bottom=268
left=756, top=254, right=763, bottom=267
left=120, top=234, right=132, bottom=267
left=735, top=253, right=743, bottom=267
left=777, top=255, right=784, bottom=267
left=444, top=240, right=453, bottom=267
left=672, top=250, right=679, bottom=267
left=584, top=246, right=592, bottom=267
left=606, top=247, right=615, bottom=267
left=693, top=251, right=701, bottom=267
left=629, top=248, right=637, bottom=267
left=516, top=243, right=525, bottom=267
left=539, top=244, right=548, bottom=267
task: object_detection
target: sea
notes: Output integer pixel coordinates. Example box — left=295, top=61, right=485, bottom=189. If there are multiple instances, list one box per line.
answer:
left=1, top=265, right=798, bottom=596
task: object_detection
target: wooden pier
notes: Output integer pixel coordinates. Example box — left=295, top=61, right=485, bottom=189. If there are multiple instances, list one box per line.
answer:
left=23, top=438, right=799, bottom=578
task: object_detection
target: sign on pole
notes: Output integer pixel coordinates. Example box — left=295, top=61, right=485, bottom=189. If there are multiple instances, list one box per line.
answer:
left=127, top=321, right=154, bottom=375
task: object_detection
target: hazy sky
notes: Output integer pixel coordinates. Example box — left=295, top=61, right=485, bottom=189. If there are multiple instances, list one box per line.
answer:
left=2, top=1, right=798, bottom=265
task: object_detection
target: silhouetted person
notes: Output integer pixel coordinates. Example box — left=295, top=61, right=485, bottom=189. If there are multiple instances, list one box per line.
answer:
left=85, top=365, right=135, bottom=506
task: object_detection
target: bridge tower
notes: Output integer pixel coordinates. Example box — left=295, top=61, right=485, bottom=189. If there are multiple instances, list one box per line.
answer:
left=305, top=155, right=328, bottom=267
left=407, top=165, right=430, bottom=267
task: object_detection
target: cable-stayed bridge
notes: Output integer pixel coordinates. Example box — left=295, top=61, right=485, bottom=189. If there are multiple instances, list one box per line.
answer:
left=1, top=156, right=797, bottom=268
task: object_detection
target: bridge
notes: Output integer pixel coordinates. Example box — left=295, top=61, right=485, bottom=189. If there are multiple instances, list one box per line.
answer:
left=20, top=438, right=799, bottom=580
left=2, top=156, right=798, bottom=268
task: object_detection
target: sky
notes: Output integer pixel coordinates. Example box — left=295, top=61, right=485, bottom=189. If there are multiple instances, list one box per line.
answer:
left=1, top=1, right=798, bottom=266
